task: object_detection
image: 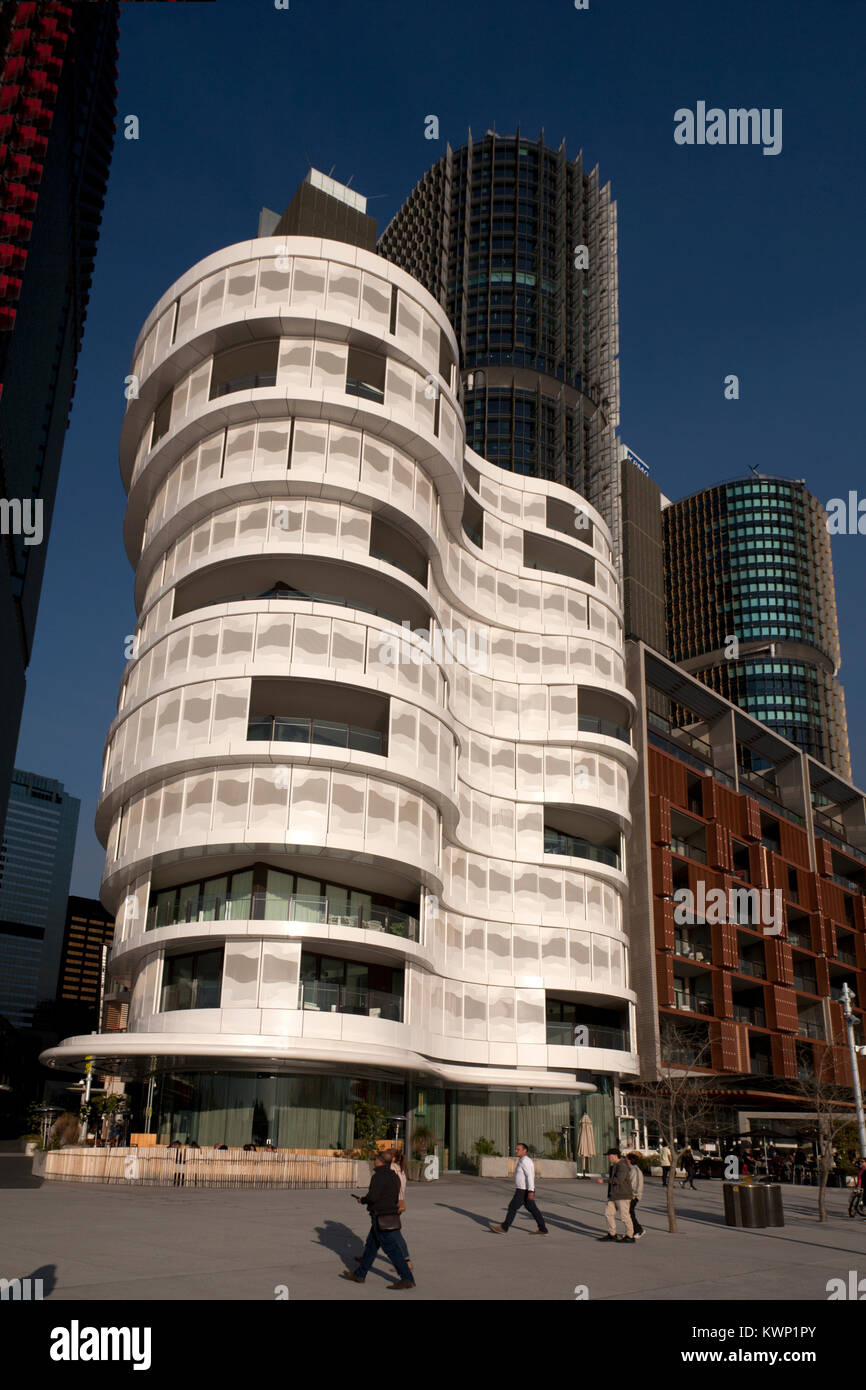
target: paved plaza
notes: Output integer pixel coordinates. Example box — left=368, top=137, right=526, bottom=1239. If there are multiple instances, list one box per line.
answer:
left=1, top=1156, right=863, bottom=1301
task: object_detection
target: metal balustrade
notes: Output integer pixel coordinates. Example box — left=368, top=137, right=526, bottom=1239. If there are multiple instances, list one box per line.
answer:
left=247, top=715, right=385, bottom=756
left=299, top=981, right=402, bottom=1021
left=146, top=891, right=418, bottom=939
left=543, top=828, right=620, bottom=868
left=545, top=1022, right=631, bottom=1050
left=577, top=714, right=631, bottom=744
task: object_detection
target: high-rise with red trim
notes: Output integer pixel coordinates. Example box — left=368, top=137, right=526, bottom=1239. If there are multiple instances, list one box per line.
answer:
left=0, top=1, right=118, bottom=839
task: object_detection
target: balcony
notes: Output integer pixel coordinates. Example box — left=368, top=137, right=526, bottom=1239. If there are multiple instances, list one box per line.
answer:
left=543, top=828, right=620, bottom=869
left=210, top=369, right=276, bottom=399
left=737, top=958, right=767, bottom=980
left=749, top=1056, right=772, bottom=1076
left=787, top=928, right=812, bottom=951
left=299, top=980, right=402, bottom=1021
left=792, top=975, right=818, bottom=995
left=146, top=891, right=419, bottom=940
left=829, top=871, right=861, bottom=895
left=670, top=836, right=706, bottom=865
left=674, top=994, right=714, bottom=1017
left=646, top=713, right=735, bottom=789
left=247, top=715, right=386, bottom=756
left=733, top=1004, right=766, bottom=1027
left=797, top=1020, right=824, bottom=1041
left=545, top=1022, right=631, bottom=1050
left=836, top=948, right=858, bottom=967
left=160, top=979, right=219, bottom=1012
left=577, top=714, right=630, bottom=744
left=674, top=934, right=711, bottom=963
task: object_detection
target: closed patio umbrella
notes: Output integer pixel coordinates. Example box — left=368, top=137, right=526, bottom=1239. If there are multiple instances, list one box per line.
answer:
left=577, top=1112, right=596, bottom=1178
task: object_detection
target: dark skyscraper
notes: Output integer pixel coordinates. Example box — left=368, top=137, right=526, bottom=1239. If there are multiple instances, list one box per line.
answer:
left=663, top=476, right=850, bottom=778
left=0, top=2, right=119, bottom=841
left=0, top=767, right=80, bottom=1027
left=379, top=129, right=621, bottom=529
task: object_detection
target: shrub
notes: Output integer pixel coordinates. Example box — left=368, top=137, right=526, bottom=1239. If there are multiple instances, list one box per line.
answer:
left=472, top=1136, right=502, bottom=1157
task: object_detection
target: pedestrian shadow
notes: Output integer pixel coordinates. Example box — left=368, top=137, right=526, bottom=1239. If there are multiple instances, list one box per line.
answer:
left=311, top=1219, right=364, bottom=1269
left=436, top=1201, right=598, bottom=1236
left=4, top=1264, right=56, bottom=1298
left=310, top=1219, right=398, bottom=1283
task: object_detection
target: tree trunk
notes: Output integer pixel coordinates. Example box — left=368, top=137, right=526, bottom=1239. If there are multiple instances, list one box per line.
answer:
left=666, top=1102, right=678, bottom=1233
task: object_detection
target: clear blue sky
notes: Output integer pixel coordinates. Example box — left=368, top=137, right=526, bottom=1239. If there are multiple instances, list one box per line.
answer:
left=16, top=0, right=866, bottom=897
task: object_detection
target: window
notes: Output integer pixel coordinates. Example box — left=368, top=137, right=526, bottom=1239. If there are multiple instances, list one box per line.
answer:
left=160, top=948, right=223, bottom=1011
left=209, top=340, right=278, bottom=399
left=369, top=515, right=427, bottom=584
left=151, top=390, right=172, bottom=448
left=346, top=346, right=386, bottom=403
left=462, top=493, right=484, bottom=548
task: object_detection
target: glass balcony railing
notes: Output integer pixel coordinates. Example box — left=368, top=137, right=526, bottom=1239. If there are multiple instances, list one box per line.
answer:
left=247, top=716, right=386, bottom=756
left=749, top=1056, right=772, bottom=1076
left=345, top=378, right=385, bottom=404
left=814, top=814, right=866, bottom=866
left=147, top=891, right=418, bottom=939
left=797, top=1020, right=824, bottom=1041
left=160, top=979, right=220, bottom=1012
left=545, top=1022, right=631, bottom=1050
left=210, top=370, right=277, bottom=399
left=670, top=836, right=707, bottom=864
left=792, top=975, right=818, bottom=995
left=577, top=715, right=631, bottom=744
left=675, top=995, right=714, bottom=1017
left=737, top=958, right=766, bottom=979
left=787, top=929, right=813, bottom=951
left=733, top=1004, right=767, bottom=1027
left=299, top=981, right=402, bottom=1021
left=836, top=948, right=858, bottom=966
left=829, top=871, right=862, bottom=895
left=543, top=828, right=620, bottom=868
left=673, top=936, right=711, bottom=962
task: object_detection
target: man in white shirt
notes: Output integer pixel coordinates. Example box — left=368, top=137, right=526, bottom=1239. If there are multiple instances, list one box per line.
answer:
left=490, top=1143, right=549, bottom=1235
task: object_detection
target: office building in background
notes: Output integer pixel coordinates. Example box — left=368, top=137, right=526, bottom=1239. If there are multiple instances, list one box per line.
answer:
left=0, top=767, right=79, bottom=1026
left=663, top=476, right=850, bottom=778
left=0, top=1, right=118, bottom=841
left=56, top=894, right=115, bottom=1031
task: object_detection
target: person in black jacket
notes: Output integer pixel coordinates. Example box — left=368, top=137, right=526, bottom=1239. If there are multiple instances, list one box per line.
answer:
left=341, top=1153, right=415, bottom=1290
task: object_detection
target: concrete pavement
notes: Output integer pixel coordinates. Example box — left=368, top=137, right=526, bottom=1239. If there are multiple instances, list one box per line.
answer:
left=0, top=1157, right=863, bottom=1301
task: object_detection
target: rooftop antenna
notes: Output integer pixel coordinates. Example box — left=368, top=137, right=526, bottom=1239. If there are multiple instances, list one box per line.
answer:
left=749, top=465, right=760, bottom=478
left=327, top=164, right=336, bottom=178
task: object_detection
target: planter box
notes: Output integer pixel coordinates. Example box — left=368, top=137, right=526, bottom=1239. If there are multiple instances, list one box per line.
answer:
left=478, top=1156, right=577, bottom=1179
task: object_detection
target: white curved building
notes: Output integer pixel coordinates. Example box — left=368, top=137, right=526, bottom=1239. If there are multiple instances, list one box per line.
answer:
left=43, top=232, right=638, bottom=1156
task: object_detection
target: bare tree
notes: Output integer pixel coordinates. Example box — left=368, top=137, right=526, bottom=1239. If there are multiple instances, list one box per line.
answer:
left=791, top=1037, right=857, bottom=1223
left=630, top=1021, right=716, bottom=1233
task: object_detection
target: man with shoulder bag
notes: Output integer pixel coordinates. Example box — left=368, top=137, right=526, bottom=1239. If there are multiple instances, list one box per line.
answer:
left=342, top=1151, right=415, bottom=1290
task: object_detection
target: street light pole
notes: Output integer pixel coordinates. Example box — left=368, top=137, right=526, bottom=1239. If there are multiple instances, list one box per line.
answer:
left=840, top=983, right=866, bottom=1157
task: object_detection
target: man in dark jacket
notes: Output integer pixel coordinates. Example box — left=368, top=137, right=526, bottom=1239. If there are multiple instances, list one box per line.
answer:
left=341, top=1153, right=415, bottom=1290
left=596, top=1146, right=635, bottom=1242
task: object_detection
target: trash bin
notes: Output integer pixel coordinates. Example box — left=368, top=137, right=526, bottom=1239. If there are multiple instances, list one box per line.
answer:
left=764, top=1182, right=785, bottom=1227
left=723, top=1182, right=744, bottom=1226
left=723, top=1182, right=772, bottom=1228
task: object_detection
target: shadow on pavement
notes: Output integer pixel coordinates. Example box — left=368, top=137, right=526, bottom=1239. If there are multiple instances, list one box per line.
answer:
left=310, top=1219, right=398, bottom=1283
left=436, top=1201, right=599, bottom=1237
left=0, top=1157, right=42, bottom=1190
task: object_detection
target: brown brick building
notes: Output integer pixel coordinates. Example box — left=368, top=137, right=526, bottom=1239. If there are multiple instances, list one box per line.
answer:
left=627, top=642, right=866, bottom=1128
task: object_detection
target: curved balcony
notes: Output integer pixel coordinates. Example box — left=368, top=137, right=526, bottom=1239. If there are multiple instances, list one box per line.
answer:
left=145, top=889, right=419, bottom=942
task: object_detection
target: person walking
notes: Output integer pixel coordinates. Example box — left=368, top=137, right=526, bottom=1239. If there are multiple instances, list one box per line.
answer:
left=679, top=1145, right=698, bottom=1190
left=342, top=1152, right=415, bottom=1290
left=354, top=1147, right=414, bottom=1278
left=626, top=1152, right=645, bottom=1238
left=659, top=1140, right=672, bottom=1187
left=597, top=1147, right=635, bottom=1242
left=490, top=1142, right=548, bottom=1235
